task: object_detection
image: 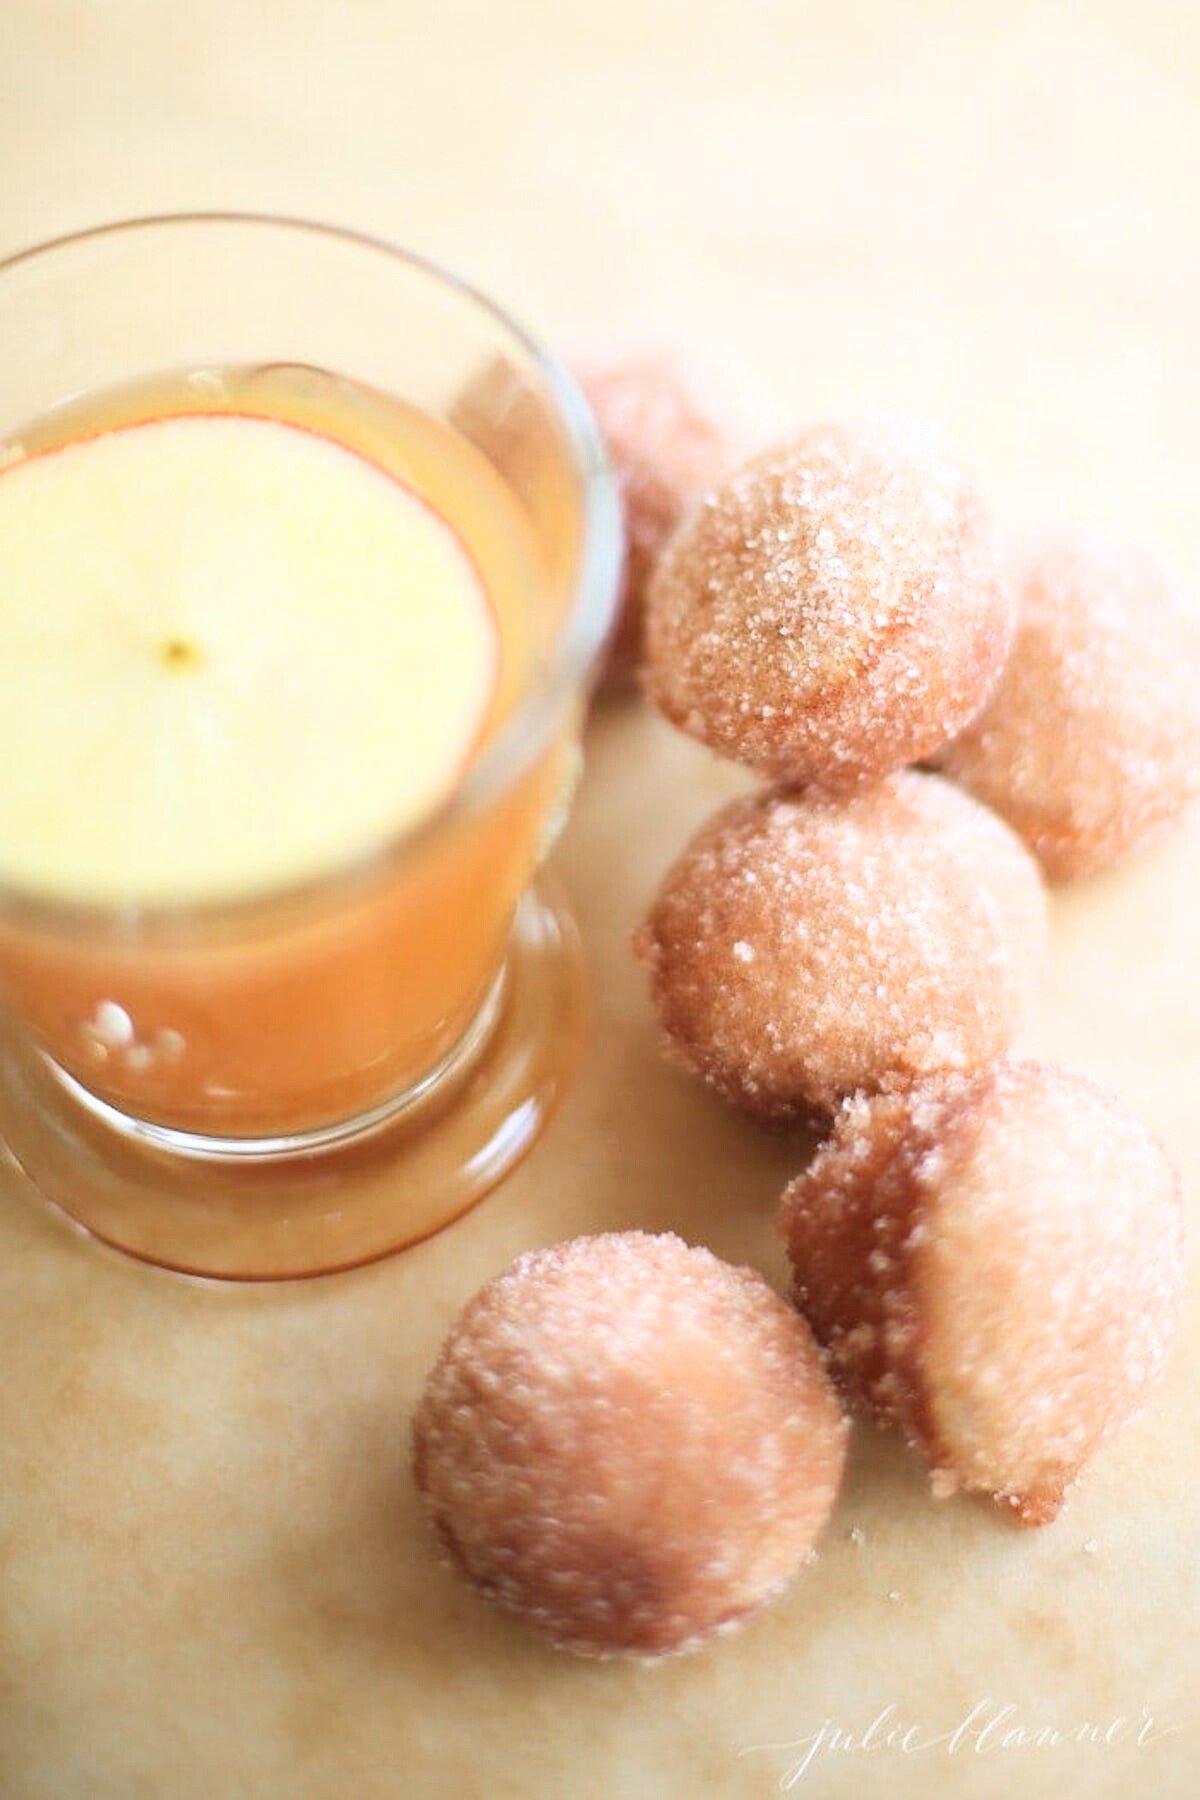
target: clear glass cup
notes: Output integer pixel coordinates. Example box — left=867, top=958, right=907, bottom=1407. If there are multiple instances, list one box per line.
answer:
left=0, top=214, right=621, bottom=1279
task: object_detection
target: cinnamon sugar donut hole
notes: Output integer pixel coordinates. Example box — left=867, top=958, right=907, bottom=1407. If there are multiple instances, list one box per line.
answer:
left=644, top=417, right=1013, bottom=789
left=579, top=357, right=730, bottom=684
left=781, top=1063, right=1184, bottom=1525
left=412, top=1232, right=848, bottom=1660
left=634, top=771, right=1046, bottom=1121
left=933, top=532, right=1200, bottom=879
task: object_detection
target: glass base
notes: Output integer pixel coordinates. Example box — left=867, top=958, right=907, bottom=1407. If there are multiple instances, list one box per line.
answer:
left=0, top=877, right=584, bottom=1280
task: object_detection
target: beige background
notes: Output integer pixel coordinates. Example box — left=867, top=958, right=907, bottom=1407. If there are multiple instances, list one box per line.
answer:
left=1, top=3, right=1198, bottom=1795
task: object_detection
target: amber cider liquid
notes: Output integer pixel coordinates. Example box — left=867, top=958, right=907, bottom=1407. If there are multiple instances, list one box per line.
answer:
left=0, top=363, right=568, bottom=1139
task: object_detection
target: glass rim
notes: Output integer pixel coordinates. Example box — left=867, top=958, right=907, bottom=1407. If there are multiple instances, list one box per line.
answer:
left=0, top=211, right=623, bottom=937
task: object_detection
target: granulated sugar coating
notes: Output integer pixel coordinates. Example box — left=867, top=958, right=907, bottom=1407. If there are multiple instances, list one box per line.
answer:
left=411, top=1232, right=847, bottom=1660
left=634, top=771, right=1046, bottom=1120
left=643, top=417, right=1013, bottom=788
left=781, top=1062, right=1184, bottom=1525
left=934, top=531, right=1200, bottom=879
left=579, top=357, right=730, bottom=684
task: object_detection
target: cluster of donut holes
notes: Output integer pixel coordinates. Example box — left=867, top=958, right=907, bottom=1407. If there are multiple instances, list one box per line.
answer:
left=629, top=405, right=1189, bottom=1552
left=587, top=361, right=1200, bottom=870
left=413, top=1061, right=1181, bottom=1661
left=628, top=403, right=1197, bottom=1121
left=411, top=380, right=1192, bottom=1665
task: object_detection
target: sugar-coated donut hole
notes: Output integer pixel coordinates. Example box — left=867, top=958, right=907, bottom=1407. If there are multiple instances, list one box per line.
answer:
left=781, top=1062, right=1184, bottom=1524
left=635, top=771, right=1047, bottom=1120
left=412, top=1231, right=848, bottom=1659
left=644, top=416, right=1014, bottom=788
left=934, top=530, right=1200, bottom=879
left=578, top=357, right=731, bottom=685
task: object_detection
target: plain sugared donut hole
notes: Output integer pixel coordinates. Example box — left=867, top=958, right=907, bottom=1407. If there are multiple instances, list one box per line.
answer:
left=578, top=355, right=731, bottom=685
left=635, top=770, right=1047, bottom=1121
left=412, top=1231, right=848, bottom=1659
left=934, top=530, right=1200, bottom=879
left=781, top=1062, right=1184, bottom=1524
left=643, top=416, right=1013, bottom=789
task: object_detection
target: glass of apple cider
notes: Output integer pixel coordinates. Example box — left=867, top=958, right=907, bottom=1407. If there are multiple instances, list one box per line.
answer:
left=0, top=214, right=621, bottom=1278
